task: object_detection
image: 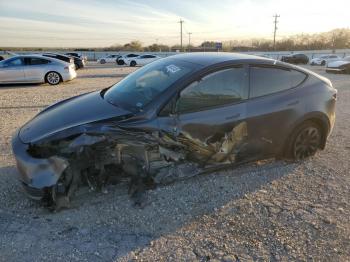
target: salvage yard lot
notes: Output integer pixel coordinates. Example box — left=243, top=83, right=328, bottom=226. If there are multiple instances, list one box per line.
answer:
left=0, top=63, right=349, bottom=261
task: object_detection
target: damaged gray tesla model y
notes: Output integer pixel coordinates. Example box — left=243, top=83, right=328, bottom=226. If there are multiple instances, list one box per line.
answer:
left=12, top=53, right=337, bottom=210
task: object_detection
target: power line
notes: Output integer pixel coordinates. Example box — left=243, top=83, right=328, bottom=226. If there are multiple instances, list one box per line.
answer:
left=179, top=19, right=184, bottom=51
left=273, top=14, right=280, bottom=50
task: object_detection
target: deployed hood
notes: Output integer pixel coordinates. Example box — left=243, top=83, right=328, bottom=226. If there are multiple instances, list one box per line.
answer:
left=327, top=60, right=350, bottom=68
left=19, top=91, right=132, bottom=143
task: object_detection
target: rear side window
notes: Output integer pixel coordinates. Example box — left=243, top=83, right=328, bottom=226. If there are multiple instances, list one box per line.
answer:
left=29, top=58, right=50, bottom=65
left=249, top=66, right=306, bottom=98
left=177, top=67, right=247, bottom=113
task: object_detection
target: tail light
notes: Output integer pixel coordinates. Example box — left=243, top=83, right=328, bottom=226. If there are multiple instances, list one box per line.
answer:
left=332, top=90, right=337, bottom=101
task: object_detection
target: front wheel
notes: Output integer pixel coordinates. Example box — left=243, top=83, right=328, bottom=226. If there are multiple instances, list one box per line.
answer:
left=286, top=121, right=323, bottom=160
left=130, top=61, right=136, bottom=67
left=321, top=60, right=326, bottom=66
left=45, top=71, right=61, bottom=85
left=100, top=59, right=106, bottom=64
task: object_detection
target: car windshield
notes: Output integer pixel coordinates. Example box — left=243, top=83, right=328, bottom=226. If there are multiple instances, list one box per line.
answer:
left=104, top=58, right=195, bottom=112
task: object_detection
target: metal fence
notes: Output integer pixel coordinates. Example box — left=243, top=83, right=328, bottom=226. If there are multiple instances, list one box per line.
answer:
left=1, top=49, right=350, bottom=61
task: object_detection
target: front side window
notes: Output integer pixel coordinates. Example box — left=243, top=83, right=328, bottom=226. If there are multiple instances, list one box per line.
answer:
left=249, top=66, right=307, bottom=98
left=5, top=58, right=23, bottom=67
left=176, top=67, right=247, bottom=113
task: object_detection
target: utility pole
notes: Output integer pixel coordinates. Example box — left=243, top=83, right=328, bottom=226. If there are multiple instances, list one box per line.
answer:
left=188, top=32, right=192, bottom=51
left=273, top=14, right=280, bottom=51
left=179, top=19, right=184, bottom=51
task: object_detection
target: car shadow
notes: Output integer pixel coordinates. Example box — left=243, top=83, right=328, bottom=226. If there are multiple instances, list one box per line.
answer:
left=0, top=83, right=43, bottom=89
left=78, top=73, right=129, bottom=79
left=0, top=160, right=299, bottom=260
left=0, top=105, right=47, bottom=110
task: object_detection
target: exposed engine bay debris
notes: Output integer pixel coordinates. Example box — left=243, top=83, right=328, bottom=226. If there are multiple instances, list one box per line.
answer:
left=25, top=122, right=248, bottom=211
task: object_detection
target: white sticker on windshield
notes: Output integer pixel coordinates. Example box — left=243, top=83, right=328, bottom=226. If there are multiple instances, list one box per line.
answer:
left=166, top=64, right=181, bottom=74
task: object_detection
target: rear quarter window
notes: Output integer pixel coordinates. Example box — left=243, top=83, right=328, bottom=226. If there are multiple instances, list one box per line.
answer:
left=249, top=66, right=307, bottom=98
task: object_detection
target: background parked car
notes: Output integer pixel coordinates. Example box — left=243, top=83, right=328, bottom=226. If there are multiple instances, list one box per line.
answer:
left=97, top=54, right=121, bottom=64
left=0, top=55, right=76, bottom=85
left=281, top=53, right=309, bottom=64
left=326, top=56, right=350, bottom=74
left=65, top=52, right=87, bottom=63
left=42, top=53, right=73, bottom=64
left=116, top=53, right=139, bottom=65
left=310, top=55, right=341, bottom=66
left=124, top=54, right=161, bottom=67
left=42, top=53, right=84, bottom=70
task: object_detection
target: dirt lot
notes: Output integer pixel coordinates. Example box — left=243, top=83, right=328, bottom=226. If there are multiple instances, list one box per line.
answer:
left=0, top=63, right=349, bottom=261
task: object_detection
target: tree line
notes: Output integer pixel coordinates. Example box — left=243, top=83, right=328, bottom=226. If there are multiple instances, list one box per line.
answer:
left=2, top=28, right=349, bottom=52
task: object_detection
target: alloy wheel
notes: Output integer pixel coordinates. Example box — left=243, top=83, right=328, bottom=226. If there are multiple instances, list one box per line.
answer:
left=47, top=72, right=60, bottom=85
left=293, top=126, right=321, bottom=160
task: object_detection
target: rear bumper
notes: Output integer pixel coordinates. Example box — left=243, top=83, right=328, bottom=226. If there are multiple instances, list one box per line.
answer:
left=62, top=70, right=77, bottom=81
left=11, top=130, right=68, bottom=200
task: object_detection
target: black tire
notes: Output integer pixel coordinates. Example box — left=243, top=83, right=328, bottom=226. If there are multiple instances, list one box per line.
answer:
left=117, top=60, right=125, bottom=65
left=311, top=62, right=315, bottom=66
left=45, top=71, right=62, bottom=85
left=100, top=59, right=106, bottom=64
left=130, top=61, right=136, bottom=67
left=285, top=121, right=323, bottom=160
left=321, top=60, right=326, bottom=66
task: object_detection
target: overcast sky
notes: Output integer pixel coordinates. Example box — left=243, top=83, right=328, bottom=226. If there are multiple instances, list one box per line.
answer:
left=0, top=0, right=349, bottom=47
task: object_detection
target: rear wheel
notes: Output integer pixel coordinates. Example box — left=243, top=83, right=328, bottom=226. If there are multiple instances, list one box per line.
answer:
left=286, top=121, right=323, bottom=160
left=100, top=59, right=106, bottom=64
left=130, top=61, right=136, bottom=67
left=321, top=60, right=326, bottom=66
left=45, top=71, right=61, bottom=85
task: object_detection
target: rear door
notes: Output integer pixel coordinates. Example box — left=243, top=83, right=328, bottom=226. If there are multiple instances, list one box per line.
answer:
left=245, top=64, right=308, bottom=157
left=23, top=57, right=51, bottom=82
left=158, top=65, right=250, bottom=165
left=0, top=57, right=25, bottom=83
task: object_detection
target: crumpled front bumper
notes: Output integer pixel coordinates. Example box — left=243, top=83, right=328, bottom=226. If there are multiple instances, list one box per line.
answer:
left=11, top=129, right=69, bottom=200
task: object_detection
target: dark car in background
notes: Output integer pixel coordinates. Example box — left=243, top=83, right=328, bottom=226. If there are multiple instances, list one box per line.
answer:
left=281, top=53, right=309, bottom=64
left=42, top=53, right=73, bottom=64
left=65, top=52, right=87, bottom=65
left=65, top=52, right=86, bottom=61
left=12, top=53, right=337, bottom=208
left=43, top=53, right=85, bottom=70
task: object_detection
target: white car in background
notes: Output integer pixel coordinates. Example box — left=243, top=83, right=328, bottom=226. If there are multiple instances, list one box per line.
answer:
left=97, top=54, right=121, bottom=64
left=124, top=54, right=161, bottom=67
left=116, top=53, right=140, bottom=65
left=310, top=55, right=341, bottom=66
left=0, top=55, right=76, bottom=85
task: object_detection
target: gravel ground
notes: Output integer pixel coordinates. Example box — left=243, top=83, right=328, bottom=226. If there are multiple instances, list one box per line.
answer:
left=0, top=63, right=349, bottom=261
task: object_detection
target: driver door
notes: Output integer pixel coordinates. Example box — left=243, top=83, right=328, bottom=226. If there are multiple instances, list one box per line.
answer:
left=158, top=65, right=250, bottom=166
left=0, top=57, right=26, bottom=83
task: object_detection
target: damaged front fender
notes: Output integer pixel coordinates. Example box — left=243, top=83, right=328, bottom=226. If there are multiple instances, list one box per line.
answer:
left=13, top=121, right=249, bottom=209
